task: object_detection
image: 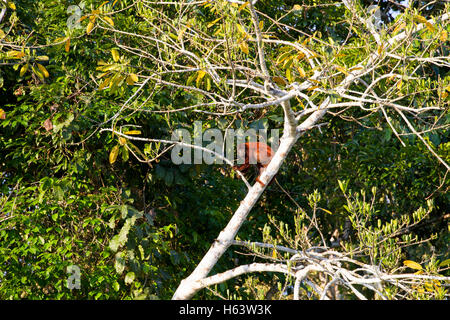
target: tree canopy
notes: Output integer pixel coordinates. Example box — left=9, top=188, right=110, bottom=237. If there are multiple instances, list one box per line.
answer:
left=0, top=0, right=449, bottom=300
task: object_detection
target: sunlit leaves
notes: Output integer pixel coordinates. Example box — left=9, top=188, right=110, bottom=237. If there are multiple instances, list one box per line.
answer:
left=19, top=63, right=28, bottom=77
left=126, top=73, right=138, bottom=85
left=6, top=50, right=25, bottom=59
left=196, top=70, right=207, bottom=87
left=123, top=130, right=141, bottom=135
left=414, top=15, right=435, bottom=32
left=36, top=63, right=49, bottom=78
left=125, top=271, right=135, bottom=285
left=87, top=16, right=95, bottom=34
left=239, top=40, right=249, bottom=55
left=109, top=145, right=119, bottom=164
left=439, top=30, right=448, bottom=42
left=207, top=16, right=222, bottom=28
left=102, top=15, right=114, bottom=27
left=81, top=2, right=115, bottom=35
left=404, top=260, right=423, bottom=271
left=6, top=1, right=16, bottom=10
left=96, top=49, right=137, bottom=93
left=111, top=48, right=120, bottom=62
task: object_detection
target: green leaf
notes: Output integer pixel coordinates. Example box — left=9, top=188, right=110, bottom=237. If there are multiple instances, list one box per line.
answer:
left=114, top=252, right=126, bottom=274
left=125, top=272, right=135, bottom=285
left=439, top=259, right=450, bottom=267
left=186, top=73, right=197, bottom=86
left=109, top=235, right=120, bottom=252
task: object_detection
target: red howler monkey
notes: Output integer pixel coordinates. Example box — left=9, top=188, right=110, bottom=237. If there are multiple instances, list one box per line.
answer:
left=232, top=142, right=275, bottom=186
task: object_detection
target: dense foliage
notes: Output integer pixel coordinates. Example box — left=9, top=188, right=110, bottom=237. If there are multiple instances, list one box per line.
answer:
left=0, top=0, right=448, bottom=299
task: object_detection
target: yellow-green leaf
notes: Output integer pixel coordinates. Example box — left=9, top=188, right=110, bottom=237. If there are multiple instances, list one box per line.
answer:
left=7, top=50, right=25, bottom=59
left=123, top=130, right=142, bottom=135
left=19, top=63, right=28, bottom=77
left=236, top=24, right=246, bottom=35
left=86, top=21, right=95, bottom=34
left=439, top=259, right=450, bottom=267
left=0, top=29, right=6, bottom=39
left=238, top=1, right=249, bottom=12
left=272, top=76, right=287, bottom=86
left=32, top=65, right=44, bottom=79
left=439, top=30, right=448, bottom=42
left=186, top=73, right=197, bottom=86
left=37, top=63, right=49, bottom=78
left=403, top=260, right=422, bottom=270
left=286, top=68, right=292, bottom=83
left=335, top=65, right=349, bottom=75
left=109, top=145, right=119, bottom=164
left=239, top=41, right=249, bottom=55
left=277, top=51, right=291, bottom=65
left=99, top=77, right=111, bottom=90
left=207, top=17, right=222, bottom=28
left=7, top=2, right=16, bottom=10
left=103, top=15, right=114, bottom=26
left=126, top=73, right=138, bottom=85
left=414, top=15, right=428, bottom=24
left=414, top=15, right=435, bottom=32
left=118, top=137, right=127, bottom=146
left=196, top=70, right=207, bottom=87
left=297, top=66, right=306, bottom=78
left=36, top=55, right=49, bottom=61
left=111, top=48, right=120, bottom=62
